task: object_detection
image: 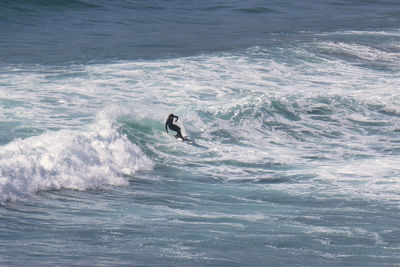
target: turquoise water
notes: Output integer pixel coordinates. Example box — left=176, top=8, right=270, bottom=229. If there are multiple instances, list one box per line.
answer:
left=1, top=1, right=400, bottom=266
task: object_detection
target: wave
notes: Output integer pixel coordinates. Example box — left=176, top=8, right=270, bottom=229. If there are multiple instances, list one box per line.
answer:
left=1, top=0, right=98, bottom=11
left=0, top=0, right=98, bottom=26
left=1, top=31, right=400, bottom=202
left=0, top=113, right=153, bottom=203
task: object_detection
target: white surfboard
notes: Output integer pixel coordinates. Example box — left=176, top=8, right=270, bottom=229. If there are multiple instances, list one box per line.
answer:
left=177, top=136, right=193, bottom=144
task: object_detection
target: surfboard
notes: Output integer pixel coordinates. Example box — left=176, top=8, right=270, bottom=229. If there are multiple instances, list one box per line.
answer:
left=177, top=136, right=193, bottom=144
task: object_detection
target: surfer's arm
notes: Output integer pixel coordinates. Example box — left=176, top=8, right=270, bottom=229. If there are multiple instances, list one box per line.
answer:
left=165, top=121, right=168, bottom=133
left=174, top=115, right=179, bottom=122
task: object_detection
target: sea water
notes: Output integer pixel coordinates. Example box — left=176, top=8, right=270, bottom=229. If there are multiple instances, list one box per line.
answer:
left=1, top=0, right=400, bottom=266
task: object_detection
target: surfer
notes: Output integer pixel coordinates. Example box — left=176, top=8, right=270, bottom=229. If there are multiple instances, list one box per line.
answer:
left=165, top=113, right=185, bottom=139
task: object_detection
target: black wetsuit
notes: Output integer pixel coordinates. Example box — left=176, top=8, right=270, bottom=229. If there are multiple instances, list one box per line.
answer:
left=165, top=115, right=184, bottom=139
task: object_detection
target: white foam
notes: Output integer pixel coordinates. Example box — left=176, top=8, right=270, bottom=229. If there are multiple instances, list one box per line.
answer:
left=0, top=115, right=153, bottom=203
left=316, top=41, right=399, bottom=62
left=1, top=34, right=399, bottom=204
left=318, top=30, right=400, bottom=38
left=316, top=156, right=400, bottom=202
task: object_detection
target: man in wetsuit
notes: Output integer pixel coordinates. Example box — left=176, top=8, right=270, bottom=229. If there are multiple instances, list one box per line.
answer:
left=165, top=113, right=185, bottom=139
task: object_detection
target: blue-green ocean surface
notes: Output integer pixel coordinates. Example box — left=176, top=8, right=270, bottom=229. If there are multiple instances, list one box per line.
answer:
left=1, top=1, right=400, bottom=266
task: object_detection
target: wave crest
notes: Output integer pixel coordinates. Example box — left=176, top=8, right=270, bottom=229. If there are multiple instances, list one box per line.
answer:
left=0, top=118, right=153, bottom=203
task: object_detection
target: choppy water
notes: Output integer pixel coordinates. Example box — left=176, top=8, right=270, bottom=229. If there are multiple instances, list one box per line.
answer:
left=1, top=1, right=400, bottom=266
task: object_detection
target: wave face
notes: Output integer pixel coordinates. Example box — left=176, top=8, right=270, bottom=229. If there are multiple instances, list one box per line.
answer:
left=1, top=4, right=400, bottom=265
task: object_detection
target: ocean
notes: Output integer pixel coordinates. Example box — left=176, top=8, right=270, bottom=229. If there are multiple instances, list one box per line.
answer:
left=1, top=0, right=400, bottom=266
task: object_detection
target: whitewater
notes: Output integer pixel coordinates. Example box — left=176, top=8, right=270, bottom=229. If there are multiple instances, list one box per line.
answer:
left=1, top=0, right=400, bottom=266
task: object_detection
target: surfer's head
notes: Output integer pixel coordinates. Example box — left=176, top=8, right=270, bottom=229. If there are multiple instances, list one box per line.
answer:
left=169, top=113, right=174, bottom=118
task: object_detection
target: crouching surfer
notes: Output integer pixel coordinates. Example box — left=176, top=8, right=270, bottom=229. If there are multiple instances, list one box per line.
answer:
left=165, top=113, right=186, bottom=140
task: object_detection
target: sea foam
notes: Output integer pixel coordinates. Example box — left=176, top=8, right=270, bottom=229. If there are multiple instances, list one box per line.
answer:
left=0, top=115, right=153, bottom=203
